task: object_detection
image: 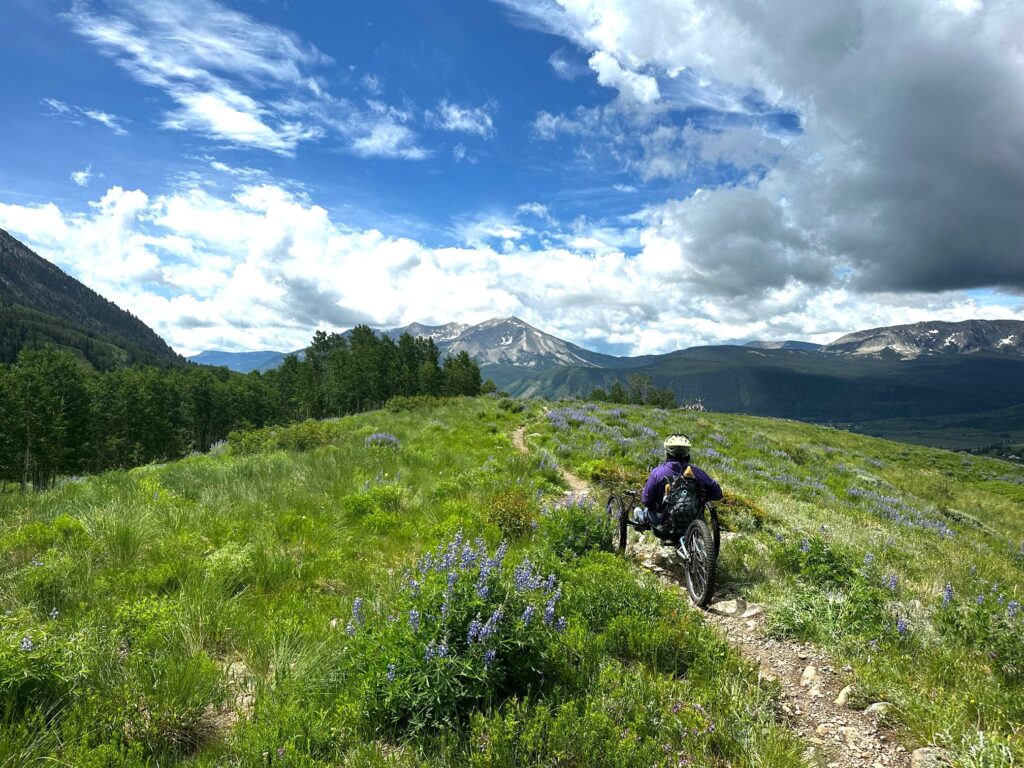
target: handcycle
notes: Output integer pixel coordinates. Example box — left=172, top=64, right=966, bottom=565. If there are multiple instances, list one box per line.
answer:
left=605, top=486, right=720, bottom=607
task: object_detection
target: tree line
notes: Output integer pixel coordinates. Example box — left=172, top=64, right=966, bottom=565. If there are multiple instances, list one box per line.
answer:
left=0, top=327, right=486, bottom=491
left=587, top=373, right=677, bottom=408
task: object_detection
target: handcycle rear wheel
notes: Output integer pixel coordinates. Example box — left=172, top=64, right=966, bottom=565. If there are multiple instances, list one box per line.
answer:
left=684, top=517, right=717, bottom=607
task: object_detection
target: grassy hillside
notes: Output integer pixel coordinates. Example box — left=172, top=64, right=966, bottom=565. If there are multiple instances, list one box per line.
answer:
left=1, top=397, right=1022, bottom=766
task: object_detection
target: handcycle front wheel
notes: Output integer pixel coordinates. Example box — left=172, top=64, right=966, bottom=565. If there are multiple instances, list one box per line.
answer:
left=683, top=517, right=717, bottom=607
left=605, top=493, right=628, bottom=552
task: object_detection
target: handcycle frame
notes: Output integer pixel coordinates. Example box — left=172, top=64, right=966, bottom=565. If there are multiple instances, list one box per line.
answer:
left=605, top=488, right=721, bottom=607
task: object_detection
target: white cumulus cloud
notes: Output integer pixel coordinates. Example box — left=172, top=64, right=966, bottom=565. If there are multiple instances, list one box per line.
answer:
left=1, top=181, right=1020, bottom=358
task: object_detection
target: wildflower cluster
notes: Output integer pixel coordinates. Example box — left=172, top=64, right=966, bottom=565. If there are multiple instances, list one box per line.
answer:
left=365, top=432, right=401, bottom=448
left=935, top=573, right=1024, bottom=684
left=351, top=532, right=570, bottom=733
left=847, top=487, right=954, bottom=537
left=546, top=407, right=603, bottom=430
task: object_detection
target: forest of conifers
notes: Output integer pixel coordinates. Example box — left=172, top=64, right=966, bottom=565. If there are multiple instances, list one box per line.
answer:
left=0, top=326, right=486, bottom=490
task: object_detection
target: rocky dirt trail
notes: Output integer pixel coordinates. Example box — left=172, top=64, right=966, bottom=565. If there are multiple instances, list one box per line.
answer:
left=512, top=423, right=930, bottom=768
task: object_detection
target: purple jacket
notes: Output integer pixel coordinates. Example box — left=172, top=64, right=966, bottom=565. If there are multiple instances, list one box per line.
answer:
left=642, top=460, right=723, bottom=509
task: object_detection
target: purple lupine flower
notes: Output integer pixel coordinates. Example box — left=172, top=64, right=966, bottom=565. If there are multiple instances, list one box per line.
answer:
left=386, top=663, right=396, bottom=681
left=799, top=539, right=811, bottom=553
left=943, top=583, right=954, bottom=606
left=976, top=594, right=985, bottom=605
left=886, top=574, right=898, bottom=591
left=441, top=602, right=450, bottom=620
left=345, top=622, right=356, bottom=636
left=514, top=561, right=537, bottom=591
left=365, top=432, right=400, bottom=448
left=467, top=617, right=482, bottom=643
left=521, top=605, right=535, bottom=625
left=1007, top=600, right=1019, bottom=619
left=483, top=648, right=497, bottom=667
left=424, top=645, right=435, bottom=662
left=896, top=618, right=908, bottom=635
left=352, top=597, right=364, bottom=625
left=492, top=540, right=509, bottom=568
left=479, top=609, right=503, bottom=642
left=476, top=578, right=490, bottom=599
left=864, top=552, right=875, bottom=567
left=409, top=609, right=420, bottom=633
left=447, top=572, right=458, bottom=589
left=555, top=616, right=567, bottom=632
left=19, top=637, right=33, bottom=652
left=544, top=574, right=557, bottom=591
left=435, top=642, right=449, bottom=659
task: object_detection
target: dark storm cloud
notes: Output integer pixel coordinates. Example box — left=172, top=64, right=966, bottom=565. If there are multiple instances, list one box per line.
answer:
left=505, top=0, right=1024, bottom=296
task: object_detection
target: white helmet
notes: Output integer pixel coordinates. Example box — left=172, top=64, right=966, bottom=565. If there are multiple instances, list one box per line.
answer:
left=664, top=434, right=691, bottom=449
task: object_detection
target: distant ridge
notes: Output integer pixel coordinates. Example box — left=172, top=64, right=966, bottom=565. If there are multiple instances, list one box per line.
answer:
left=744, top=340, right=823, bottom=351
left=187, top=349, right=301, bottom=373
left=0, top=228, right=183, bottom=368
left=824, top=319, right=1024, bottom=359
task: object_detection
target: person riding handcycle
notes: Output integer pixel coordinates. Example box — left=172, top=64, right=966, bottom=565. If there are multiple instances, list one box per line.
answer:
left=608, top=434, right=723, bottom=606
left=630, top=434, right=722, bottom=528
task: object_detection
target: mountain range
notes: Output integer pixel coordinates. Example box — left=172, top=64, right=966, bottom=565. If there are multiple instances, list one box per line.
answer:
left=190, top=316, right=1024, bottom=454
left=191, top=315, right=1024, bottom=373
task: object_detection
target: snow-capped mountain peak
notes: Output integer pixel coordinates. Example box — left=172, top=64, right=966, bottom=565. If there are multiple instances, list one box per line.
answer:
left=824, top=319, right=1024, bottom=359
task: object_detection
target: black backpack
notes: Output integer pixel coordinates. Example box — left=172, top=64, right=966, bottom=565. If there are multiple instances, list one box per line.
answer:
left=652, top=469, right=704, bottom=540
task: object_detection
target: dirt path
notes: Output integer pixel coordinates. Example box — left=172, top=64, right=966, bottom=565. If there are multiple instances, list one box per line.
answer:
left=513, top=423, right=909, bottom=768
left=512, top=424, right=588, bottom=494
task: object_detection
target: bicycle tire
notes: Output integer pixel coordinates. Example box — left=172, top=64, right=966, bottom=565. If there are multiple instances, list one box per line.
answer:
left=605, top=494, right=627, bottom=553
left=684, top=518, right=716, bottom=607
left=617, top=502, right=628, bottom=552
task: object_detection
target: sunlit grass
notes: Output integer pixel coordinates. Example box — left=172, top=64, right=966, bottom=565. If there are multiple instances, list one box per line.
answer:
left=533, top=401, right=1024, bottom=763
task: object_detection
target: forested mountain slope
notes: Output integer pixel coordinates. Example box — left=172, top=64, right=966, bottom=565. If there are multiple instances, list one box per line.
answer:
left=0, top=228, right=182, bottom=368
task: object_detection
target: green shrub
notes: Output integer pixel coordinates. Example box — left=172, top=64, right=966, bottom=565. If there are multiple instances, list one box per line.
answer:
left=486, top=488, right=537, bottom=538
left=765, top=582, right=890, bottom=645
left=715, top=491, right=775, bottom=532
left=229, top=420, right=345, bottom=455
left=538, top=496, right=613, bottom=560
left=774, top=534, right=858, bottom=588
left=0, top=627, right=76, bottom=720
left=114, top=596, right=180, bottom=653
left=16, top=551, right=90, bottom=617
left=496, top=397, right=525, bottom=413
left=935, top=591, right=1024, bottom=685
left=206, top=541, right=257, bottom=595
left=562, top=554, right=666, bottom=632
left=340, top=484, right=404, bottom=519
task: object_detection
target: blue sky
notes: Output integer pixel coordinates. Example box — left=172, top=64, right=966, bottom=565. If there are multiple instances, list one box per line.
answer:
left=1, top=0, right=1022, bottom=355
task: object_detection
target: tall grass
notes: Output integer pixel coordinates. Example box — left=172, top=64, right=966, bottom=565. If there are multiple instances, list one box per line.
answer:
left=2, top=396, right=1020, bottom=764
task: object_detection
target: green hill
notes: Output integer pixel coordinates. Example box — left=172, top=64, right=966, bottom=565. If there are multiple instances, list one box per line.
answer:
left=1, top=397, right=1021, bottom=766
left=0, top=228, right=183, bottom=369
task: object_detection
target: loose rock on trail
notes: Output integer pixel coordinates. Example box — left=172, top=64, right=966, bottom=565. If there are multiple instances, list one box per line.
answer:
left=513, top=422, right=912, bottom=768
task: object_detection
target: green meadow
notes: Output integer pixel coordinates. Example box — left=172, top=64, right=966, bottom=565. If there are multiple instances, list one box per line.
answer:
left=2, top=396, right=1022, bottom=766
